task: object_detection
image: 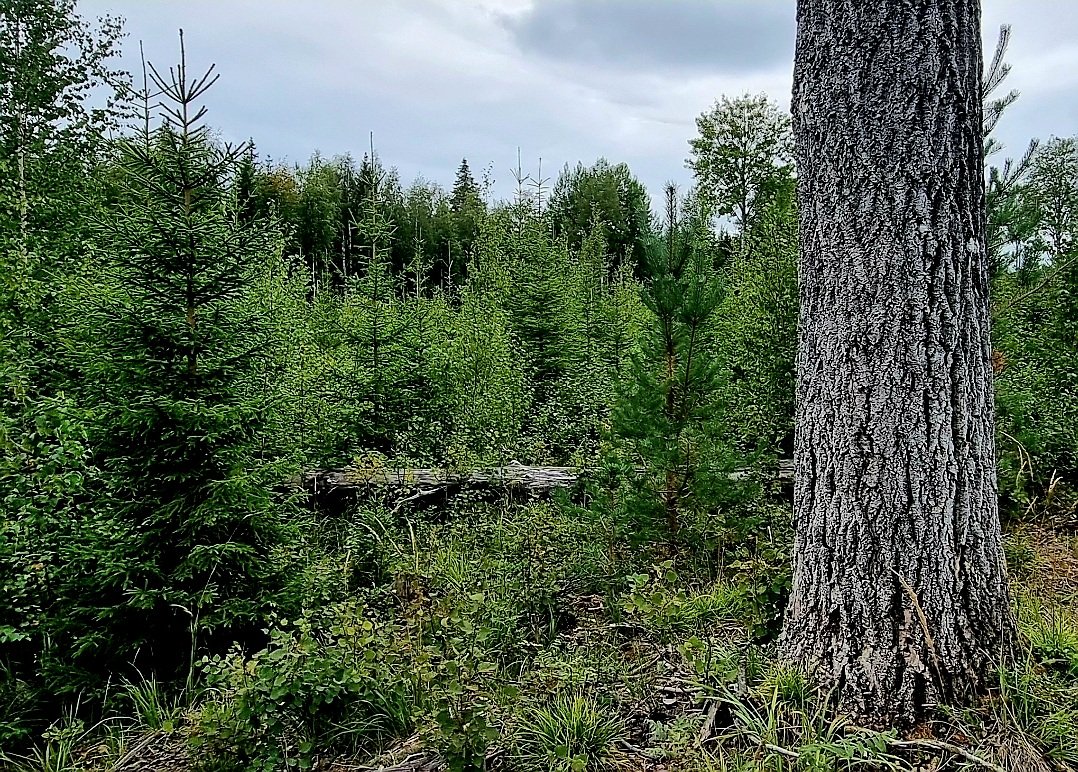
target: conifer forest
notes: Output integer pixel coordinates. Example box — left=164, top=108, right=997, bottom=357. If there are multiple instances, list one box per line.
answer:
left=6, top=2, right=1078, bottom=770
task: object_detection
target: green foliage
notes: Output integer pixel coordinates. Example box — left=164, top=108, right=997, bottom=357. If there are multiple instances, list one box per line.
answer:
left=120, top=675, right=185, bottom=733
left=0, top=0, right=127, bottom=286
left=608, top=185, right=742, bottom=540
left=65, top=39, right=300, bottom=693
left=623, top=562, right=747, bottom=636
left=194, top=603, right=414, bottom=770
left=425, top=593, right=502, bottom=772
left=992, top=659, right=1078, bottom=765
left=1003, top=533, right=1038, bottom=577
left=678, top=636, right=747, bottom=686
left=709, top=684, right=903, bottom=771
left=1017, top=594, right=1078, bottom=677
left=501, top=207, right=584, bottom=460
left=448, top=157, right=485, bottom=274
left=0, top=4, right=128, bottom=735
left=412, top=501, right=611, bottom=650
left=759, top=664, right=812, bottom=710
left=645, top=713, right=705, bottom=761
left=242, top=149, right=480, bottom=296
left=441, top=246, right=527, bottom=466
left=548, top=158, right=653, bottom=277
left=0, top=713, right=94, bottom=772
left=0, top=351, right=98, bottom=736
left=1027, top=137, right=1078, bottom=260
left=994, top=135, right=1078, bottom=509
left=3, top=7, right=1076, bottom=769
left=434, top=702, right=498, bottom=772
left=714, top=172, right=798, bottom=461
left=687, top=93, right=792, bottom=237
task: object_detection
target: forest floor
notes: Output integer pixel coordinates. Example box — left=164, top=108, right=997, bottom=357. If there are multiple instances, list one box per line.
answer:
left=31, top=498, right=1078, bottom=772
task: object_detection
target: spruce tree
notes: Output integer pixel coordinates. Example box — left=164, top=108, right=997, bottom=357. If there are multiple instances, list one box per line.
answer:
left=502, top=200, right=586, bottom=462
left=80, top=35, right=294, bottom=683
left=448, top=157, right=484, bottom=286
left=450, top=157, right=481, bottom=214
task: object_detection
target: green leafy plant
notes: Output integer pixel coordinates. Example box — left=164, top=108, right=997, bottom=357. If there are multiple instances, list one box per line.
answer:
left=0, top=710, right=96, bottom=772
left=193, top=603, right=414, bottom=770
left=433, top=701, right=499, bottom=772
left=645, top=714, right=705, bottom=761
left=678, top=636, right=745, bottom=686
left=423, top=591, right=503, bottom=771
left=623, top=562, right=747, bottom=635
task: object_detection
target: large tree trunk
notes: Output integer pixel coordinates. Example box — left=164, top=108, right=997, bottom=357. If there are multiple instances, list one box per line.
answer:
left=781, top=0, right=1014, bottom=721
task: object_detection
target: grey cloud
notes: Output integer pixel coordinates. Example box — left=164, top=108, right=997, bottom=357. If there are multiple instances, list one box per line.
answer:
left=75, top=0, right=1078, bottom=206
left=501, top=0, right=794, bottom=75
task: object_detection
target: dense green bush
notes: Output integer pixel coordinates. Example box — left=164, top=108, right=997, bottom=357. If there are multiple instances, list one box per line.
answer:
left=194, top=603, right=414, bottom=770
left=992, top=136, right=1078, bottom=514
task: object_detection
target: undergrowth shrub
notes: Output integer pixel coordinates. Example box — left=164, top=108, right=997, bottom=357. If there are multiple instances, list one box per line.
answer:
left=622, top=562, right=748, bottom=636
left=0, top=394, right=104, bottom=742
left=413, top=502, right=613, bottom=649
left=422, top=590, right=505, bottom=772
left=193, top=602, right=414, bottom=770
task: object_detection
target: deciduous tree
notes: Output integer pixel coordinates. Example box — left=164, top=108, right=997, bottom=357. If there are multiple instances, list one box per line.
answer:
left=548, top=158, right=652, bottom=276
left=686, top=93, right=791, bottom=244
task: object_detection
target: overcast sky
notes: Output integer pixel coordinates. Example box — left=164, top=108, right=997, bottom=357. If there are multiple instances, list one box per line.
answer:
left=79, top=0, right=1078, bottom=203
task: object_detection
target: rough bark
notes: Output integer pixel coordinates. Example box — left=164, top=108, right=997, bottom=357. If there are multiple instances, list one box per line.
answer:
left=781, top=0, right=1014, bottom=721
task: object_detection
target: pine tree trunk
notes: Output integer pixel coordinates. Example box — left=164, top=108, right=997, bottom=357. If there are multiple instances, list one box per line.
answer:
left=781, top=0, right=1014, bottom=722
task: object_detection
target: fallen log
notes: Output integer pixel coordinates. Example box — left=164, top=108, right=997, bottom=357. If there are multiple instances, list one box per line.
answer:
left=304, top=463, right=579, bottom=494
left=299, top=460, right=794, bottom=510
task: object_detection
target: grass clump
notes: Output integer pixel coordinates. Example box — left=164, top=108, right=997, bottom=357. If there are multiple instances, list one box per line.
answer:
left=119, top=675, right=186, bottom=733
left=1016, top=593, right=1078, bottom=677
left=513, top=695, right=627, bottom=772
left=1003, top=532, right=1039, bottom=578
left=992, top=661, right=1078, bottom=767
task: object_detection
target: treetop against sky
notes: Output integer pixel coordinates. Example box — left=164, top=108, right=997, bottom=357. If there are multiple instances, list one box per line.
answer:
left=79, top=0, right=1078, bottom=200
